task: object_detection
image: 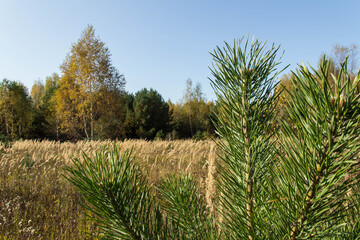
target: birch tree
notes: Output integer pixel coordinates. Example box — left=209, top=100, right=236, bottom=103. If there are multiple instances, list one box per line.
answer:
left=55, top=25, right=125, bottom=140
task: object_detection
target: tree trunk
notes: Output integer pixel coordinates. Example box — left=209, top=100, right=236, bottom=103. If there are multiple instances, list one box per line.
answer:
left=83, top=116, right=89, bottom=139
left=188, top=111, right=193, bottom=136
left=56, top=121, right=59, bottom=140
left=4, top=114, right=9, bottom=137
left=90, top=101, right=94, bottom=140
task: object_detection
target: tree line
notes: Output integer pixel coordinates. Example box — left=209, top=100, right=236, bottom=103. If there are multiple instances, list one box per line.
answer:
left=0, top=25, right=357, bottom=142
left=0, top=25, right=215, bottom=141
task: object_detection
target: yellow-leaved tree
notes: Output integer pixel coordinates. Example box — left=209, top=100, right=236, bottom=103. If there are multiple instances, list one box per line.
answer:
left=54, top=25, right=126, bottom=140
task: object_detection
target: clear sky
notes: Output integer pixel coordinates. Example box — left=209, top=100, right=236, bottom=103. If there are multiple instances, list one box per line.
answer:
left=0, top=0, right=359, bottom=102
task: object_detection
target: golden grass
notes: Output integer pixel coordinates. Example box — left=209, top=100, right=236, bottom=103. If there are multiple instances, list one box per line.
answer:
left=0, top=139, right=217, bottom=239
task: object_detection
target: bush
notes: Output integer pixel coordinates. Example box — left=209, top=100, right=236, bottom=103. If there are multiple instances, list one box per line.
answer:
left=154, top=130, right=165, bottom=140
left=192, top=130, right=206, bottom=141
left=0, top=133, right=11, bottom=148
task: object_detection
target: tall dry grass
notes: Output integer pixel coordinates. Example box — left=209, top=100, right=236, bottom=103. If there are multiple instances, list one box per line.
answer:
left=0, top=139, right=217, bottom=239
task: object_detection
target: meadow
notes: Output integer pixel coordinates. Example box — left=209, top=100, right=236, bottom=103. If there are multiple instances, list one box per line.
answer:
left=0, top=140, right=217, bottom=240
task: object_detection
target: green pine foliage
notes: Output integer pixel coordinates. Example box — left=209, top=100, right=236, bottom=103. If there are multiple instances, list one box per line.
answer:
left=64, top=38, right=360, bottom=239
left=272, top=57, right=360, bottom=239
left=64, top=146, right=215, bottom=239
left=209, top=38, right=286, bottom=240
left=158, top=174, right=218, bottom=239
left=63, top=147, right=167, bottom=240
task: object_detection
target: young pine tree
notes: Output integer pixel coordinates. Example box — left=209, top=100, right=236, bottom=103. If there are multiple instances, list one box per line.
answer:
left=64, top=38, right=360, bottom=240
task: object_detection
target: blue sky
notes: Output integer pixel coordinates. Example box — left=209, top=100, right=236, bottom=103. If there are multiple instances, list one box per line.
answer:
left=0, top=0, right=359, bottom=102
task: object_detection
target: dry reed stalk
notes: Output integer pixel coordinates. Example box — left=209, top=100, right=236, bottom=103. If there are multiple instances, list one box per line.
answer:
left=205, top=143, right=217, bottom=215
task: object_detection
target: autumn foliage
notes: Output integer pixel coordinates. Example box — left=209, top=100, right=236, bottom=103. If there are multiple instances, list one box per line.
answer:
left=0, top=25, right=215, bottom=141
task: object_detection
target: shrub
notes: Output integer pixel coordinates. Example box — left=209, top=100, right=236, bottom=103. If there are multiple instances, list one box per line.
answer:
left=154, top=130, right=165, bottom=140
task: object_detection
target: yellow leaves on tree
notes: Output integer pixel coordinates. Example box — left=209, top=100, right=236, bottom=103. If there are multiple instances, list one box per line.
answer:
left=54, top=25, right=125, bottom=140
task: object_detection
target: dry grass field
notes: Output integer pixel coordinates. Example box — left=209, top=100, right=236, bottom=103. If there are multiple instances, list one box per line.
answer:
left=0, top=140, right=217, bottom=239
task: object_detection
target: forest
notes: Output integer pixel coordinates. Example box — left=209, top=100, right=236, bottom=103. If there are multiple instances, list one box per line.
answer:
left=0, top=25, right=216, bottom=142
left=1, top=25, right=357, bottom=143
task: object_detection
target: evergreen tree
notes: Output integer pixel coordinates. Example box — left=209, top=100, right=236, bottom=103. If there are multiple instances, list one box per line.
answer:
left=132, top=88, right=170, bottom=139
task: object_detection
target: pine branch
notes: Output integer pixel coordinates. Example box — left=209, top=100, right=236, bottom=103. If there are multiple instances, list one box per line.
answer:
left=157, top=174, right=218, bottom=240
left=63, top=145, right=167, bottom=239
left=209, top=37, right=286, bottom=240
left=277, top=57, right=360, bottom=239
